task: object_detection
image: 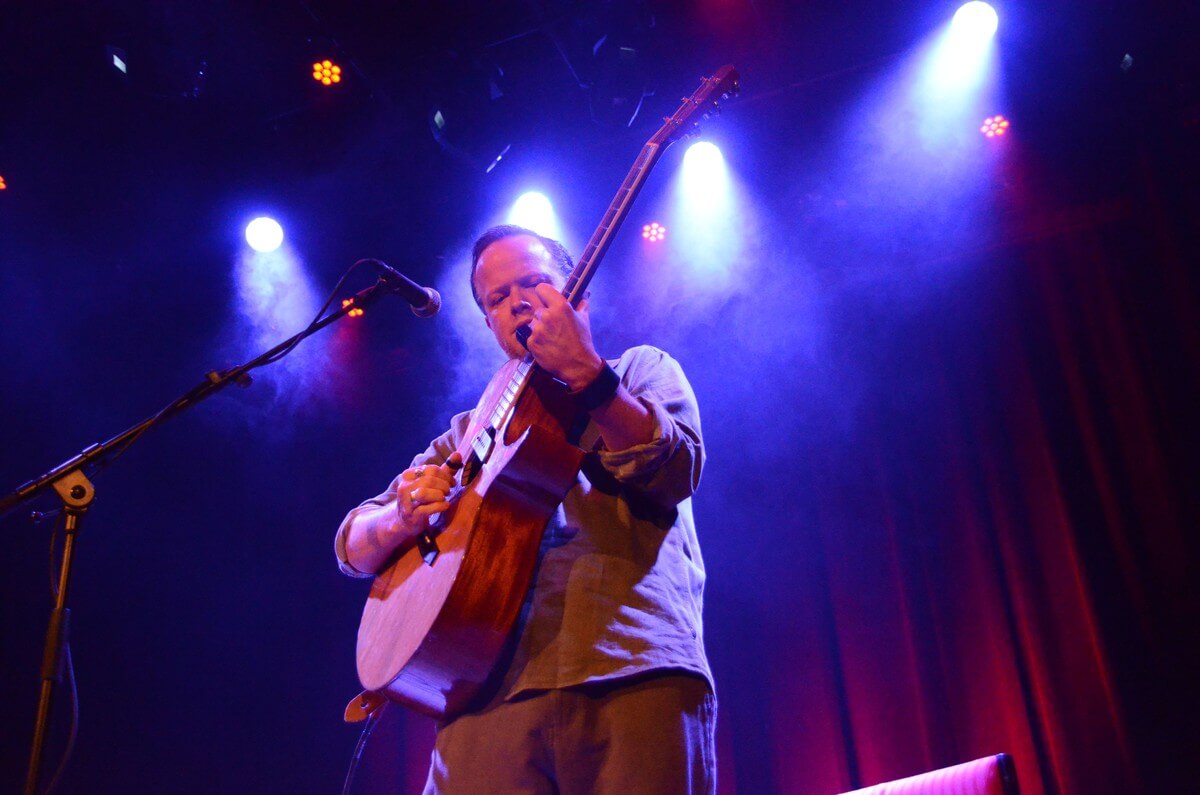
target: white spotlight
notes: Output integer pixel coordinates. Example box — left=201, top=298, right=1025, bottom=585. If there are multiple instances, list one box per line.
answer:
left=506, top=191, right=561, bottom=239
left=952, top=2, right=999, bottom=40
left=669, top=140, right=740, bottom=280
left=245, top=217, right=284, bottom=253
left=680, top=142, right=730, bottom=214
left=683, top=142, right=726, bottom=184
left=925, top=1, right=999, bottom=97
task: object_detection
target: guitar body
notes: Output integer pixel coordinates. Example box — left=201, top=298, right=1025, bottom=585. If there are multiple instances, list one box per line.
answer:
left=356, top=362, right=584, bottom=719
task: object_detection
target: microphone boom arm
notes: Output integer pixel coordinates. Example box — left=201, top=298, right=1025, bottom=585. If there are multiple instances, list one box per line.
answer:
left=1, top=277, right=393, bottom=518
left=10, top=272, right=411, bottom=795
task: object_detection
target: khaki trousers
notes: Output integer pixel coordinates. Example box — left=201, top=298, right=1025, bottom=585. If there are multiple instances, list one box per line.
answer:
left=423, top=672, right=716, bottom=795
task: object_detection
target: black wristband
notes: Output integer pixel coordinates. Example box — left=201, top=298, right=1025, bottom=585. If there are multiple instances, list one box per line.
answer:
left=575, top=362, right=621, bottom=411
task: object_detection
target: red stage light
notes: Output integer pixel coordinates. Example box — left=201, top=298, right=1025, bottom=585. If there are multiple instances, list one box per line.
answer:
left=342, top=298, right=364, bottom=317
left=980, top=115, right=1010, bottom=137
left=312, top=60, right=343, bottom=86
left=642, top=222, right=666, bottom=243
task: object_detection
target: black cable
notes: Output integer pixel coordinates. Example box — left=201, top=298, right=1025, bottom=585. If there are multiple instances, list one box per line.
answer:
left=47, top=513, right=61, bottom=595
left=341, top=708, right=384, bottom=795
left=258, top=258, right=373, bottom=367
left=43, top=643, right=78, bottom=795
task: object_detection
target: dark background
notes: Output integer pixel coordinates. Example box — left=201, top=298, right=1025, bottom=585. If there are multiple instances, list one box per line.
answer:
left=2, top=1, right=1197, bottom=793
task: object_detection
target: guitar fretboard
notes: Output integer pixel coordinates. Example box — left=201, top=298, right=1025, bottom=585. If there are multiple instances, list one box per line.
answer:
left=480, top=65, right=739, bottom=437
left=564, top=141, right=661, bottom=307
left=488, top=140, right=663, bottom=434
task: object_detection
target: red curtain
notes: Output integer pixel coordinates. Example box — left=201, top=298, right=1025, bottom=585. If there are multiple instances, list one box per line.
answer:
left=711, top=153, right=1197, bottom=793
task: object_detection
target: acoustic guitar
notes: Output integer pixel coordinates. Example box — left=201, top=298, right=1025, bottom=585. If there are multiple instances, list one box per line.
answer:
left=356, top=65, right=740, bottom=719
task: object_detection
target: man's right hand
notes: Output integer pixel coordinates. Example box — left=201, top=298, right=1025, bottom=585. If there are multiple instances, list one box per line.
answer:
left=396, top=452, right=463, bottom=534
left=343, top=451, right=463, bottom=576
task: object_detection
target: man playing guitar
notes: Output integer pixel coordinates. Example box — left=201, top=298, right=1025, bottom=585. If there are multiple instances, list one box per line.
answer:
left=336, top=225, right=714, bottom=793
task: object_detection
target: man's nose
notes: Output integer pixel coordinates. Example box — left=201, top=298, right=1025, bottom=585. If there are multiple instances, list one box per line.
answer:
left=511, top=292, right=534, bottom=313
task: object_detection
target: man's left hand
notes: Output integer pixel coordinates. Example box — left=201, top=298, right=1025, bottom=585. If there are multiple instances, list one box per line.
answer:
left=525, top=283, right=604, bottom=390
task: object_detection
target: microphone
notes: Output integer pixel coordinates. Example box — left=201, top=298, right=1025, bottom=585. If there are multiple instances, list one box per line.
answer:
left=369, top=260, right=441, bottom=317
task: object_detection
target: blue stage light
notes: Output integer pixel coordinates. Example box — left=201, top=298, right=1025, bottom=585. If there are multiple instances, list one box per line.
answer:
left=506, top=191, right=561, bottom=240
left=679, top=142, right=731, bottom=218
left=952, top=2, right=999, bottom=40
left=667, top=141, right=742, bottom=281
left=923, top=1, right=1000, bottom=99
left=245, top=217, right=284, bottom=253
left=683, top=143, right=726, bottom=190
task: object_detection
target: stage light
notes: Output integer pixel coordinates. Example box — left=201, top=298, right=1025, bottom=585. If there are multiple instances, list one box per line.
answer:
left=667, top=140, right=743, bottom=281
left=245, top=217, right=284, bottom=253
left=506, top=191, right=562, bottom=240
left=0, top=176, right=7, bottom=190
left=341, top=298, right=364, bottom=317
left=952, top=2, right=999, bottom=40
left=921, top=1, right=999, bottom=100
left=680, top=142, right=731, bottom=216
left=980, top=115, right=1010, bottom=137
left=312, top=59, right=342, bottom=86
left=642, top=222, right=666, bottom=242
left=683, top=142, right=726, bottom=186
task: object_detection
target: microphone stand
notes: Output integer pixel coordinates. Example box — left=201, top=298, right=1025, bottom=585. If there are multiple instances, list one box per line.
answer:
left=5, top=277, right=396, bottom=795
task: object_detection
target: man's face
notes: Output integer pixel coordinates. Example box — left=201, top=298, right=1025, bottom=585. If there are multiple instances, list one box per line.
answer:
left=473, top=234, right=567, bottom=359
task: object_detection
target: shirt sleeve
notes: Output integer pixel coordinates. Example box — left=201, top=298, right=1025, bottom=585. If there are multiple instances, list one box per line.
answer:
left=333, top=411, right=471, bottom=578
left=594, top=346, right=704, bottom=510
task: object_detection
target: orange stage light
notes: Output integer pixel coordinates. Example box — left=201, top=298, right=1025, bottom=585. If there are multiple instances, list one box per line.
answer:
left=312, top=59, right=343, bottom=86
left=642, top=222, right=666, bottom=242
left=980, top=115, right=1010, bottom=138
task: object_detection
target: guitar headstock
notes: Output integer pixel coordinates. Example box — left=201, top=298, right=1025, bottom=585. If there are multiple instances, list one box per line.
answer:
left=651, top=65, right=741, bottom=147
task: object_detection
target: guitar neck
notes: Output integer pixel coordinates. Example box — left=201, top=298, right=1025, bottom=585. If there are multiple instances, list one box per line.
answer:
left=563, top=141, right=664, bottom=307
left=483, top=141, right=663, bottom=433
left=490, top=66, right=739, bottom=430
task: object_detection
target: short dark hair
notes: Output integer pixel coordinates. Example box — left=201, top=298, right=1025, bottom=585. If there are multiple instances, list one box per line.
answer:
left=470, top=224, right=574, bottom=310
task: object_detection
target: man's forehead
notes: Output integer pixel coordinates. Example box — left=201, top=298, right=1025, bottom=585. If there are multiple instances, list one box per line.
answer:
left=477, top=235, right=556, bottom=284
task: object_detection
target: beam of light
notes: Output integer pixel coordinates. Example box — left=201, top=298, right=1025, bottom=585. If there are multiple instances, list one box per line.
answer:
left=818, top=0, right=1008, bottom=294
left=245, top=217, right=284, bottom=253
left=506, top=191, right=562, bottom=240
left=666, top=141, right=743, bottom=283
left=231, top=242, right=340, bottom=417
left=922, top=2, right=999, bottom=100
left=896, top=0, right=1004, bottom=154
left=236, top=247, right=317, bottom=345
